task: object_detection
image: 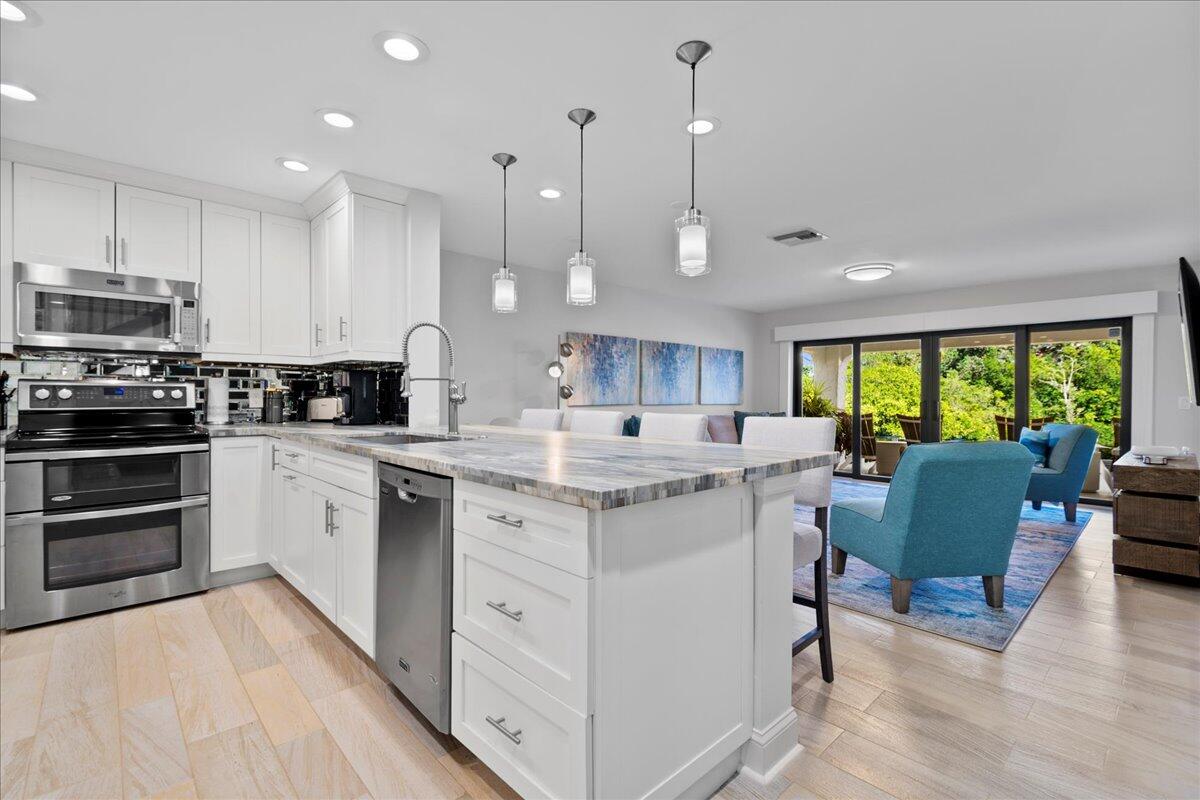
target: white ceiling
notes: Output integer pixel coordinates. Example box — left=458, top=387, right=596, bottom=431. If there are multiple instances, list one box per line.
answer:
left=2, top=1, right=1197, bottom=313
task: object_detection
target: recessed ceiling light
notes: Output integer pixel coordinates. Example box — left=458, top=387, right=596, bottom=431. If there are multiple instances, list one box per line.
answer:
left=0, top=83, right=36, bottom=101
left=539, top=188, right=562, bottom=199
left=375, top=32, right=429, bottom=63
left=0, top=0, right=27, bottom=22
left=276, top=158, right=310, bottom=173
left=844, top=263, right=895, bottom=282
left=685, top=117, right=720, bottom=135
left=317, top=109, right=356, bottom=129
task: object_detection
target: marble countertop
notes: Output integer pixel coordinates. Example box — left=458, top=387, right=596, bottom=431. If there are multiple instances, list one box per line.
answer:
left=206, top=422, right=837, bottom=510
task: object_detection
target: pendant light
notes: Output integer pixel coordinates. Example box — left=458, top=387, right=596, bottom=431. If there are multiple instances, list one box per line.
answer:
left=491, top=153, right=517, bottom=313
left=675, top=40, right=713, bottom=277
left=566, top=108, right=597, bottom=306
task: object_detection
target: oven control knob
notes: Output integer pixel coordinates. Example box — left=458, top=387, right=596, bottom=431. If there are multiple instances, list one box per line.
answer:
left=170, top=389, right=184, bottom=399
left=152, top=389, right=166, bottom=400
left=34, top=388, right=51, bottom=400
left=57, top=388, right=73, bottom=400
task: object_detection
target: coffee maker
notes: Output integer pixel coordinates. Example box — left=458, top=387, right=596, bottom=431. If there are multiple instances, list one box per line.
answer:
left=334, top=370, right=378, bottom=426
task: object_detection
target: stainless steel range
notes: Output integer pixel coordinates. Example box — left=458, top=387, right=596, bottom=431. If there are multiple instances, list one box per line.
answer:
left=3, top=379, right=210, bottom=628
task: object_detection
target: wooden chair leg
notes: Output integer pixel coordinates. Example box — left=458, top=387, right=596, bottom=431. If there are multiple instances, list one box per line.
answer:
left=983, top=575, right=1005, bottom=608
left=1063, top=502, right=1077, bottom=523
left=1031, top=500, right=1042, bottom=511
left=890, top=577, right=912, bottom=614
left=831, top=546, right=847, bottom=575
left=813, top=526, right=833, bottom=683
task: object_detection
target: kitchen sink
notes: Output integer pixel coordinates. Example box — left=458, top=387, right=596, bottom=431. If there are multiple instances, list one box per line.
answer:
left=347, top=433, right=463, bottom=446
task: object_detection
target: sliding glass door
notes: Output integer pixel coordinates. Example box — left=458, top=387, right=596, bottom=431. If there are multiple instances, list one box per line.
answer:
left=793, top=318, right=1131, bottom=504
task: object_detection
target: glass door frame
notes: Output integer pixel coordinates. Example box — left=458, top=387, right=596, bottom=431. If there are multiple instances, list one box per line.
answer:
left=792, top=316, right=1132, bottom=502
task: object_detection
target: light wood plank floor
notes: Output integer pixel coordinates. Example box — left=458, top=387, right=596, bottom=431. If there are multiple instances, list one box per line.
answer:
left=1, top=508, right=1196, bottom=799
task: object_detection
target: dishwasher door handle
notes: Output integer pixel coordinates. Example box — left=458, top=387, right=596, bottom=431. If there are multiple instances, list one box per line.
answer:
left=486, top=513, right=524, bottom=528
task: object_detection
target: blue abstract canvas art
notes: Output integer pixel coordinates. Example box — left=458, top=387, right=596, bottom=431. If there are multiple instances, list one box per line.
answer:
left=560, top=332, right=639, bottom=406
left=700, top=347, right=744, bottom=404
left=640, top=340, right=697, bottom=405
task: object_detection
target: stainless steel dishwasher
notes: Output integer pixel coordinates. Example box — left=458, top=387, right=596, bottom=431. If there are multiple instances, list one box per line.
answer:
left=376, top=463, right=454, bottom=733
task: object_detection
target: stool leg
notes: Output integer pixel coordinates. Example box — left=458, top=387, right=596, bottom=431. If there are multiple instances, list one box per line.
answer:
left=813, top=508, right=833, bottom=683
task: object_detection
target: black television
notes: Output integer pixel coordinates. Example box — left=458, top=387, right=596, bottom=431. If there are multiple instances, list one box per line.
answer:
left=1180, top=257, right=1200, bottom=405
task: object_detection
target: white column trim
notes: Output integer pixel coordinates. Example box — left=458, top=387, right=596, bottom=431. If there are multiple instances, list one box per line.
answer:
left=778, top=342, right=793, bottom=414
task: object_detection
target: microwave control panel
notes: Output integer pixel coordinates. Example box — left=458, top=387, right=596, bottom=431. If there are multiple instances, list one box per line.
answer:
left=180, top=300, right=199, bottom=345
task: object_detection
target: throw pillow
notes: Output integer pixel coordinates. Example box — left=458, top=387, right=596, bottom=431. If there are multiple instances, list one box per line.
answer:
left=733, top=410, right=785, bottom=442
left=622, top=415, right=641, bottom=437
left=1019, top=427, right=1050, bottom=467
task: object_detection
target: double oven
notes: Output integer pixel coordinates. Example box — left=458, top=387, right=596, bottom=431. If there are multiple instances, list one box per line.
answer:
left=4, top=380, right=210, bottom=629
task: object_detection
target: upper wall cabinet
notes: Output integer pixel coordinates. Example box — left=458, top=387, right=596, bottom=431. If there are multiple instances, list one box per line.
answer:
left=13, top=165, right=115, bottom=272
left=351, top=195, right=409, bottom=355
left=201, top=202, right=261, bottom=356
left=260, top=213, right=312, bottom=360
left=115, top=185, right=201, bottom=281
left=312, top=195, right=352, bottom=357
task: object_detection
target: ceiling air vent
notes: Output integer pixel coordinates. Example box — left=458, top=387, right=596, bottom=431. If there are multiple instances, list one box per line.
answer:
left=770, top=227, right=828, bottom=246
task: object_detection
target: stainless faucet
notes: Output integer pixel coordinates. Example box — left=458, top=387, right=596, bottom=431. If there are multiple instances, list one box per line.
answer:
left=400, top=321, right=467, bottom=435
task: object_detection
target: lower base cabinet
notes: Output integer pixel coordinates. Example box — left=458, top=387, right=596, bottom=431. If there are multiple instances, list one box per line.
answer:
left=210, top=438, right=269, bottom=572
left=267, top=441, right=376, bottom=657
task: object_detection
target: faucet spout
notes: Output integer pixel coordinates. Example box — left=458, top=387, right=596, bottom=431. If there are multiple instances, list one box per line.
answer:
left=400, top=321, right=466, bottom=434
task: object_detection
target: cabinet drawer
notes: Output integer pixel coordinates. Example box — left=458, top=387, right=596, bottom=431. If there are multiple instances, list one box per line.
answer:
left=451, top=633, right=589, bottom=800
left=1115, top=491, right=1200, bottom=545
left=309, top=448, right=374, bottom=498
left=455, top=482, right=590, bottom=578
left=272, top=441, right=310, bottom=474
left=1113, top=537, right=1200, bottom=577
left=454, top=533, right=589, bottom=713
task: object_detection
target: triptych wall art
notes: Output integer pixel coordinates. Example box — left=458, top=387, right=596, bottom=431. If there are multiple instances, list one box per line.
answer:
left=558, top=332, right=744, bottom=407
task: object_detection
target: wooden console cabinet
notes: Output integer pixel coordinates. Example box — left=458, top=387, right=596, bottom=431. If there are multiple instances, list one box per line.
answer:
left=1112, top=452, right=1200, bottom=581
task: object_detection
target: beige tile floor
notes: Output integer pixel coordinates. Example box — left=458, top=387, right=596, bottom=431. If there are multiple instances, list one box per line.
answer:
left=1, top=508, right=1197, bottom=799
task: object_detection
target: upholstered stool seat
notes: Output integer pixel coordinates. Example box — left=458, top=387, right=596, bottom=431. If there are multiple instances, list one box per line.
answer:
left=793, top=523, right=824, bottom=570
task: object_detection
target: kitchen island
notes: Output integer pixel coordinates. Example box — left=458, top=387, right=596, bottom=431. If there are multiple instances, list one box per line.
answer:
left=207, top=422, right=836, bottom=799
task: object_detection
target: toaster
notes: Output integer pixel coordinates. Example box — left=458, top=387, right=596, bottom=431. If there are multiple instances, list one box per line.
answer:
left=307, top=396, right=343, bottom=421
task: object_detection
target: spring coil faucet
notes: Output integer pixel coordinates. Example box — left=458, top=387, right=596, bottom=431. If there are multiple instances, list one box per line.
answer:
left=400, top=321, right=466, bottom=434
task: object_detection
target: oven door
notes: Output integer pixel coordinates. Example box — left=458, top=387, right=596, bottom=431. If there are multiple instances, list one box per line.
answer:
left=3, top=496, right=210, bottom=629
left=14, top=262, right=200, bottom=354
left=5, top=445, right=209, bottom=513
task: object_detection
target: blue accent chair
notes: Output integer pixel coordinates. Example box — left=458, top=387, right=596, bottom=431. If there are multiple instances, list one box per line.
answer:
left=829, top=442, right=1034, bottom=613
left=1024, top=423, right=1098, bottom=522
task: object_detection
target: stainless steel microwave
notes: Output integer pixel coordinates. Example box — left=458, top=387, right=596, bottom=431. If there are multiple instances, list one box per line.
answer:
left=14, top=262, right=201, bottom=354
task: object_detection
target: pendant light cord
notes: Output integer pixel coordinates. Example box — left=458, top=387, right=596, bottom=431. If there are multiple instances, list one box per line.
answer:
left=502, top=163, right=508, bottom=271
left=690, top=63, right=696, bottom=211
left=579, top=122, right=585, bottom=253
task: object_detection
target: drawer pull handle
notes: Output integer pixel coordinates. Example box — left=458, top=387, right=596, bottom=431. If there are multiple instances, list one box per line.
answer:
left=286, top=452, right=299, bottom=460
left=486, top=513, right=524, bottom=529
left=282, top=474, right=297, bottom=482
left=485, top=715, right=523, bottom=745
left=486, top=600, right=523, bottom=622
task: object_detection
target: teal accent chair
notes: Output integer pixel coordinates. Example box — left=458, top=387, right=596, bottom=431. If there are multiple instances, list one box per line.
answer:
left=829, top=442, right=1034, bottom=613
left=1025, top=423, right=1099, bottom=522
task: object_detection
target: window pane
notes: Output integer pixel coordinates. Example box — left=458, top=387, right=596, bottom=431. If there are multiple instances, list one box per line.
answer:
left=800, top=344, right=853, bottom=473
left=859, top=339, right=922, bottom=476
left=939, top=332, right=1016, bottom=441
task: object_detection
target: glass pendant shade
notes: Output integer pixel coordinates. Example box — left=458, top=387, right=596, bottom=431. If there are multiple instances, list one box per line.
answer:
left=567, top=251, right=596, bottom=305
left=675, top=208, right=711, bottom=276
left=492, top=268, right=517, bottom=313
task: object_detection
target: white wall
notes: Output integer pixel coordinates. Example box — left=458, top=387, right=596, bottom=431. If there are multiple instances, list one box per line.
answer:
left=755, top=265, right=1200, bottom=451
left=440, top=250, right=761, bottom=425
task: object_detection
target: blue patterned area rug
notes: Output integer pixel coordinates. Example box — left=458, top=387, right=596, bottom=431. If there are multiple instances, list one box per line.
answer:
left=794, top=478, right=1092, bottom=651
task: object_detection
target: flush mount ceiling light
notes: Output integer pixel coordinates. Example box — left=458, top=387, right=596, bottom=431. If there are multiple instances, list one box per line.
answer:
left=674, top=40, right=713, bottom=277
left=318, top=109, right=356, bottom=129
left=566, top=108, right=598, bottom=306
left=491, top=153, right=518, bottom=313
left=0, top=83, right=36, bottom=102
left=539, top=188, right=562, bottom=200
left=0, top=0, right=28, bottom=22
left=843, top=263, right=895, bottom=282
left=276, top=158, right=310, bottom=172
left=685, top=117, right=719, bottom=135
left=375, top=31, right=429, bottom=63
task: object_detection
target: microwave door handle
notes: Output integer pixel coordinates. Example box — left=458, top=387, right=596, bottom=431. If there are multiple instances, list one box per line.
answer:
left=6, top=496, right=209, bottom=526
left=173, top=296, right=183, bottom=345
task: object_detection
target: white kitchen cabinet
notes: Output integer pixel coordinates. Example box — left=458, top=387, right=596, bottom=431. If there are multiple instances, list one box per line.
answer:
left=312, top=195, right=351, bottom=357
left=210, top=437, right=269, bottom=573
left=309, top=482, right=339, bottom=621
left=13, top=164, right=115, bottom=272
left=350, top=194, right=409, bottom=355
left=201, top=202, right=261, bottom=356
left=115, top=184, right=201, bottom=281
left=1, top=159, right=13, bottom=351
left=334, top=485, right=376, bottom=656
left=308, top=216, right=324, bottom=354
left=260, top=213, right=311, bottom=360
left=273, top=466, right=313, bottom=592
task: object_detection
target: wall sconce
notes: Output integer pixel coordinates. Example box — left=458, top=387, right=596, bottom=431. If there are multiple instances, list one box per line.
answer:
left=546, top=361, right=565, bottom=379
left=559, top=385, right=575, bottom=400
